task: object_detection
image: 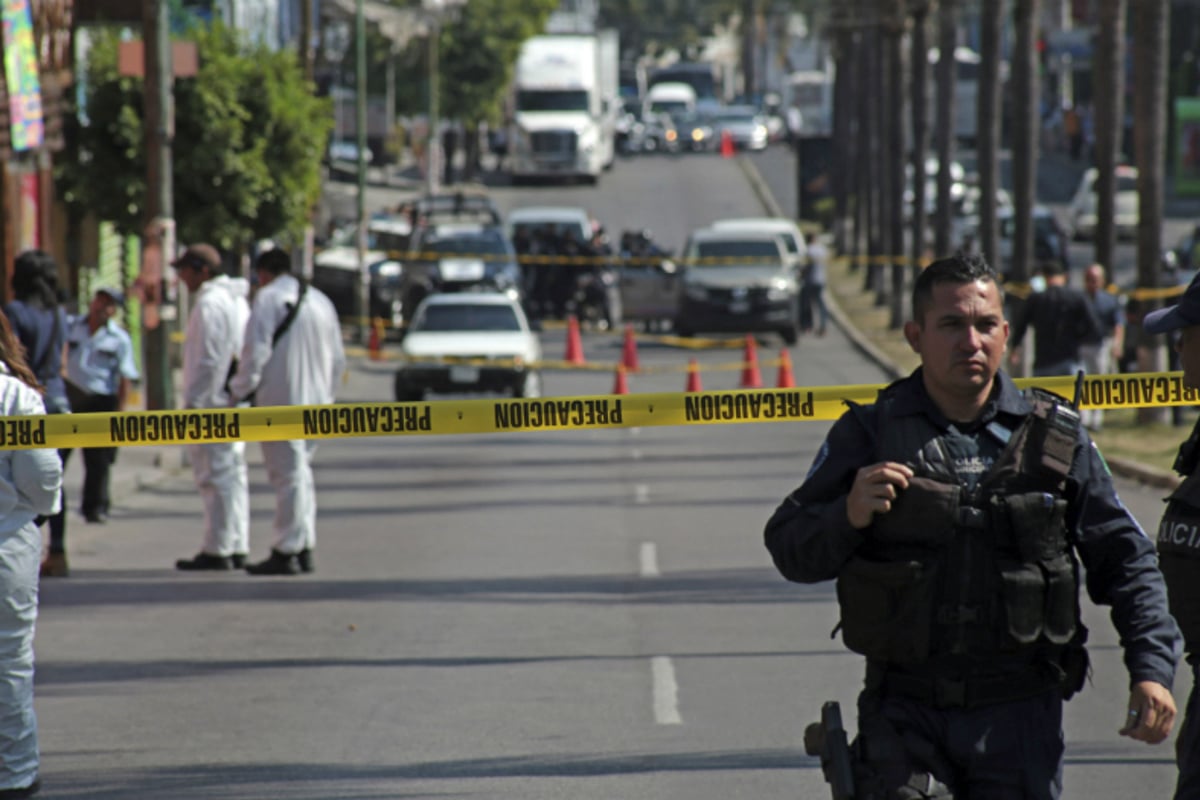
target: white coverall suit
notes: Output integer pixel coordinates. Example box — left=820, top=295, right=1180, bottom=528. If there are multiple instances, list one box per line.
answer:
left=229, top=274, right=344, bottom=556
left=183, top=275, right=251, bottom=558
left=0, top=367, right=63, bottom=791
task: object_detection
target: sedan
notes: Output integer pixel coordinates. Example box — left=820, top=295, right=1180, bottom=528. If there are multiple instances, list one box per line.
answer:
left=711, top=106, right=770, bottom=151
left=394, top=292, right=542, bottom=402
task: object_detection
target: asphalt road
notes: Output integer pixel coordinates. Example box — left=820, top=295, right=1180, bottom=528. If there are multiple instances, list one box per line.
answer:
left=37, top=150, right=1182, bottom=799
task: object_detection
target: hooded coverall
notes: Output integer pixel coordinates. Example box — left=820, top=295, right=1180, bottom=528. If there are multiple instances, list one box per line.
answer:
left=229, top=274, right=345, bottom=556
left=0, top=367, right=64, bottom=790
left=183, top=275, right=251, bottom=558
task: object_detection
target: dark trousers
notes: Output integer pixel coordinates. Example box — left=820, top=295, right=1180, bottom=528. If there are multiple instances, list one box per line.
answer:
left=858, top=688, right=1064, bottom=799
left=1176, top=661, right=1200, bottom=800
left=63, top=392, right=119, bottom=518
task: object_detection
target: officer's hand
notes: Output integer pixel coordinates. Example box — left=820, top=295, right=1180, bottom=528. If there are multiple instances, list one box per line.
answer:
left=846, top=461, right=913, bottom=529
left=1119, top=680, right=1176, bottom=744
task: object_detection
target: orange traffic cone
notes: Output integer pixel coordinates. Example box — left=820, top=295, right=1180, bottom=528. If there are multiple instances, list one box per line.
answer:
left=621, top=324, right=640, bottom=372
left=564, top=315, right=586, bottom=365
left=368, top=317, right=383, bottom=361
left=612, top=363, right=629, bottom=395
left=719, top=129, right=735, bottom=158
left=776, top=348, right=795, bottom=388
left=685, top=358, right=704, bottom=392
left=740, top=334, right=763, bottom=389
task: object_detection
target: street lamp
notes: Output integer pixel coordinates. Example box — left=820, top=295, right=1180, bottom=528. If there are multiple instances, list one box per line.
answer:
left=422, top=0, right=467, bottom=196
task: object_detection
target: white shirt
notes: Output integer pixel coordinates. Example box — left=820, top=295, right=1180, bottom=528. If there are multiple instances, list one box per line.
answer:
left=229, top=273, right=345, bottom=408
left=183, top=275, right=251, bottom=409
left=0, top=366, right=62, bottom=533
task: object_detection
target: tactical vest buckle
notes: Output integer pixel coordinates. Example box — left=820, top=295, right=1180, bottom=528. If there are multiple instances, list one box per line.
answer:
left=937, top=604, right=981, bottom=625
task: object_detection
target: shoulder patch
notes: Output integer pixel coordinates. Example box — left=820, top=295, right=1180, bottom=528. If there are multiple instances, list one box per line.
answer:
left=806, top=440, right=830, bottom=480
left=1091, top=441, right=1112, bottom=477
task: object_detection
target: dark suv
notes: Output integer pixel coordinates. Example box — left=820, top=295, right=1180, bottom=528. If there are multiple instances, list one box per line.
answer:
left=400, top=225, right=523, bottom=319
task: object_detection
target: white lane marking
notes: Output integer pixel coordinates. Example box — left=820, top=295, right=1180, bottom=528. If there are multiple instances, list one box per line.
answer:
left=639, top=542, right=660, bottom=577
left=634, top=484, right=650, bottom=504
left=652, top=656, right=682, bottom=725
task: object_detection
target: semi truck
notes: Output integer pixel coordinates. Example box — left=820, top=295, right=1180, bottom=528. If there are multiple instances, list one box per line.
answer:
left=508, top=30, right=619, bottom=184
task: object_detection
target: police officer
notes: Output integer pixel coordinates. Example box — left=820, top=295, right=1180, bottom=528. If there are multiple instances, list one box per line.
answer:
left=1143, top=271, right=1200, bottom=800
left=765, top=253, right=1180, bottom=799
left=64, top=286, right=140, bottom=524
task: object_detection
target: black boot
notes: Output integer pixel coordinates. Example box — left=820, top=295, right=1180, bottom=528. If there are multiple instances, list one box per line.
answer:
left=245, top=549, right=301, bottom=576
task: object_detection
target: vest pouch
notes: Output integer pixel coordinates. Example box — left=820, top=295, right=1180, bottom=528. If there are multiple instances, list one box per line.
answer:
left=998, top=559, right=1045, bottom=645
left=871, top=476, right=959, bottom=548
left=1041, top=554, right=1077, bottom=644
left=1006, top=492, right=1068, bottom=563
left=837, top=557, right=937, bottom=663
left=1159, top=474, right=1200, bottom=650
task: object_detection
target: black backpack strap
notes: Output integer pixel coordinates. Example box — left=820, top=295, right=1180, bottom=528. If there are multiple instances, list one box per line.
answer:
left=271, top=279, right=308, bottom=347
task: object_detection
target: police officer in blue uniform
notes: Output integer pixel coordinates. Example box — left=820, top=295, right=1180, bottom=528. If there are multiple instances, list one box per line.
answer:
left=765, top=253, right=1180, bottom=799
left=1142, top=270, right=1200, bottom=800
left=64, top=287, right=140, bottom=523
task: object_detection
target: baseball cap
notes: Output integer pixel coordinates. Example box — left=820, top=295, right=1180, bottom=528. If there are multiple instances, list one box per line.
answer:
left=172, top=243, right=221, bottom=272
left=94, top=286, right=125, bottom=307
left=1143, top=271, right=1200, bottom=334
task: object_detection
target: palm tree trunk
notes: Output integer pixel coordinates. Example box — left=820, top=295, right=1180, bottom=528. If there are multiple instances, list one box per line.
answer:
left=832, top=7, right=854, bottom=254
left=887, top=3, right=907, bottom=328
left=1093, top=0, right=1127, bottom=274
left=910, top=1, right=931, bottom=281
left=1134, top=0, right=1170, bottom=424
left=1010, top=0, right=1039, bottom=286
left=976, top=0, right=1003, bottom=271
left=933, top=0, right=958, bottom=255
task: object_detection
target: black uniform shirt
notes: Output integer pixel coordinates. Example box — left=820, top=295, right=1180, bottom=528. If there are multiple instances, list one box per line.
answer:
left=764, top=368, right=1181, bottom=691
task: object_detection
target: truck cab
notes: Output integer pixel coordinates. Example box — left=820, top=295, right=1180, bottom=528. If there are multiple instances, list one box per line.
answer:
left=509, top=32, right=619, bottom=184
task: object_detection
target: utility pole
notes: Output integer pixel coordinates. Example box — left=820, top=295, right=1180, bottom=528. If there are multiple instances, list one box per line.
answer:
left=142, top=0, right=174, bottom=411
left=427, top=16, right=441, bottom=196
left=356, top=0, right=370, bottom=342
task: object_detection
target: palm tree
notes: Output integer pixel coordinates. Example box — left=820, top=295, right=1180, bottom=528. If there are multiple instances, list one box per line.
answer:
left=1134, top=0, right=1170, bottom=424
left=909, top=1, right=931, bottom=284
left=976, top=0, right=1002, bottom=272
left=887, top=0, right=907, bottom=327
left=1009, top=0, right=1038, bottom=285
left=1093, top=0, right=1127, bottom=278
left=933, top=0, right=958, bottom=255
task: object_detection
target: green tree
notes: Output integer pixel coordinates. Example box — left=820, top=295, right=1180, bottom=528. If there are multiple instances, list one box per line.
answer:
left=56, top=23, right=331, bottom=252
left=436, top=0, right=558, bottom=176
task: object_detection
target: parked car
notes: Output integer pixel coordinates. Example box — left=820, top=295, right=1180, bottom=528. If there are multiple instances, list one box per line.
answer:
left=672, top=111, right=716, bottom=152
left=394, top=292, right=542, bottom=402
left=1068, top=165, right=1138, bottom=240
left=710, top=105, right=770, bottom=151
left=998, top=205, right=1071, bottom=274
left=903, top=156, right=967, bottom=222
left=312, top=214, right=411, bottom=328
left=709, top=217, right=808, bottom=278
left=401, top=223, right=523, bottom=317
left=639, top=112, right=681, bottom=154
left=675, top=227, right=800, bottom=344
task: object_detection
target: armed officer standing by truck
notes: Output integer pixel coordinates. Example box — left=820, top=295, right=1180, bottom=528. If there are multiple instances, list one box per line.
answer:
left=764, top=253, right=1180, bottom=799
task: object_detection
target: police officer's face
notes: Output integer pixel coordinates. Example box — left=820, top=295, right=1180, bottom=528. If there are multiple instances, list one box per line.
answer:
left=905, top=279, right=1008, bottom=397
left=1178, top=326, right=1200, bottom=388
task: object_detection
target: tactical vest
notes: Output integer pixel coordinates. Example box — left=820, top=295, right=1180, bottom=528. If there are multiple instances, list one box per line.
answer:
left=836, top=388, right=1084, bottom=671
left=1158, top=419, right=1200, bottom=654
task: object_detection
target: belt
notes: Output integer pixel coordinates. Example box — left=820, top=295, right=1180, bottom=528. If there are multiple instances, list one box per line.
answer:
left=878, top=666, right=1060, bottom=710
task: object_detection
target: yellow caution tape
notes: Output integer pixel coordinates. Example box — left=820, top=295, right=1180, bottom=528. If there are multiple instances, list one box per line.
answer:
left=0, top=371, right=1194, bottom=451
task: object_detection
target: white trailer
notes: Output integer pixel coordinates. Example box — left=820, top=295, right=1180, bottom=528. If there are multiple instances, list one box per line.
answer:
left=509, top=31, right=619, bottom=184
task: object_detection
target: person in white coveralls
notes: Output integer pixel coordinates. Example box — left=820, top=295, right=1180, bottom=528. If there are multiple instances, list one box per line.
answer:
left=0, top=310, right=64, bottom=798
left=172, top=243, right=252, bottom=571
left=229, top=247, right=345, bottom=576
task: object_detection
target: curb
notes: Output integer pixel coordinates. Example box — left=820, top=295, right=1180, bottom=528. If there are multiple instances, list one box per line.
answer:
left=735, top=152, right=1176, bottom=486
